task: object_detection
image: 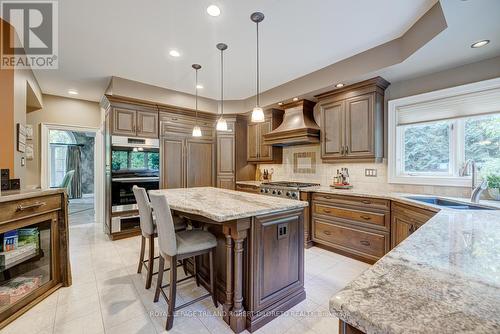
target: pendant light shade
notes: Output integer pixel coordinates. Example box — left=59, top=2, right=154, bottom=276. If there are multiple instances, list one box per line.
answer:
left=192, top=64, right=202, bottom=137
left=216, top=43, right=228, bottom=131
left=250, top=12, right=265, bottom=123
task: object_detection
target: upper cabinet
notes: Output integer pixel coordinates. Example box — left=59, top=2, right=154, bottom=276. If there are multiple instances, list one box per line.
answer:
left=316, top=77, right=389, bottom=161
left=111, top=107, right=159, bottom=138
left=247, top=109, right=283, bottom=163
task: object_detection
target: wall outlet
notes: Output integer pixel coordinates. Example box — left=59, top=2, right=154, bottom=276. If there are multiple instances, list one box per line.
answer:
left=365, top=168, right=377, bottom=177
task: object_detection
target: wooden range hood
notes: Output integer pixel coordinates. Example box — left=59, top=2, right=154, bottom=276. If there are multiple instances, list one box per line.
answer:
left=263, top=99, right=319, bottom=146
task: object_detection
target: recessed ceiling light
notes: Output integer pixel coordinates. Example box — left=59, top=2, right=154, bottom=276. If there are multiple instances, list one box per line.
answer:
left=335, top=83, right=344, bottom=88
left=293, top=97, right=298, bottom=102
left=169, top=49, right=181, bottom=57
left=68, top=89, right=78, bottom=95
left=471, top=40, right=490, bottom=48
left=196, top=84, right=203, bottom=89
left=207, top=5, right=221, bottom=17
left=278, top=102, right=283, bottom=106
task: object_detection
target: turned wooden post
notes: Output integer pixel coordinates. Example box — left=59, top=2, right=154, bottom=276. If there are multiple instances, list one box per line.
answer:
left=223, top=233, right=233, bottom=323
left=230, top=236, right=246, bottom=333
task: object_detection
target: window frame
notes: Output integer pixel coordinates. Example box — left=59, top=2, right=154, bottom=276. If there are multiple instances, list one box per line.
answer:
left=388, top=77, right=500, bottom=187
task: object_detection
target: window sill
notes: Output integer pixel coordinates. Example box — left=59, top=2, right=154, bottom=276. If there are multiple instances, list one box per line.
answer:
left=388, top=175, right=472, bottom=187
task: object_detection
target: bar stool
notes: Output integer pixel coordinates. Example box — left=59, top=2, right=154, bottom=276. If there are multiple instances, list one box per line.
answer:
left=149, top=192, right=218, bottom=331
left=133, top=186, right=187, bottom=289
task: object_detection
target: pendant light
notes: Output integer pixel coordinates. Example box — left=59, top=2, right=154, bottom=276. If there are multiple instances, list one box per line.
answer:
left=192, top=64, right=202, bottom=137
left=216, top=43, right=228, bottom=131
left=250, top=12, right=265, bottom=123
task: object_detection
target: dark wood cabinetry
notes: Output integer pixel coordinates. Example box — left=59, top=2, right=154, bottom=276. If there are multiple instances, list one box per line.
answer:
left=316, top=77, right=389, bottom=161
left=391, top=202, right=437, bottom=248
left=247, top=109, right=283, bottom=163
left=110, top=107, right=158, bottom=138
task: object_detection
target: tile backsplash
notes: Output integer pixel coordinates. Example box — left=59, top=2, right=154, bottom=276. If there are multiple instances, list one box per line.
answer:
left=258, top=144, right=473, bottom=198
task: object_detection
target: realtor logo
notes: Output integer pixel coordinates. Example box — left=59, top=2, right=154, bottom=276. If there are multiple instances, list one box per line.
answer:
left=1, top=0, right=58, bottom=69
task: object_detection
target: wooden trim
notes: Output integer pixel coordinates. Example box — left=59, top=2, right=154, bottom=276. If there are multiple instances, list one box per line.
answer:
left=315, top=76, right=390, bottom=100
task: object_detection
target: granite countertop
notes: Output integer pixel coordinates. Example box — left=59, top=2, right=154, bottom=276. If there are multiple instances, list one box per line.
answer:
left=149, top=187, right=307, bottom=222
left=327, top=189, right=500, bottom=333
left=0, top=188, right=65, bottom=203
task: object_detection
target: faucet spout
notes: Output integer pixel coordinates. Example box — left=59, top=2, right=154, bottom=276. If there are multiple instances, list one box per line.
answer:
left=471, top=179, right=488, bottom=203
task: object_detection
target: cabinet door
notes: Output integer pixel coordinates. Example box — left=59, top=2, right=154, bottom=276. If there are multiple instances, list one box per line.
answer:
left=345, top=93, right=374, bottom=158
left=186, top=139, right=214, bottom=187
left=217, top=176, right=235, bottom=190
left=247, top=123, right=259, bottom=161
left=321, top=100, right=345, bottom=159
left=161, top=137, right=185, bottom=189
left=112, top=108, right=136, bottom=136
left=391, top=213, right=416, bottom=248
left=217, top=135, right=235, bottom=175
left=136, top=111, right=158, bottom=138
left=258, top=120, right=273, bottom=161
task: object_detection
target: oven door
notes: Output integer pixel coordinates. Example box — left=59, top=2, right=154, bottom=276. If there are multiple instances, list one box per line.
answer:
left=111, top=178, right=159, bottom=206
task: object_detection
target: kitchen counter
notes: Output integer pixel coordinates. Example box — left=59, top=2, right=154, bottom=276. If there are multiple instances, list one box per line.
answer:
left=149, top=186, right=307, bottom=222
left=0, top=187, right=65, bottom=203
left=327, top=189, right=500, bottom=333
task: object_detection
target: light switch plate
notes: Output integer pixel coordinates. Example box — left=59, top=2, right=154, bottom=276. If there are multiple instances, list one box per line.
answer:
left=365, top=168, right=377, bottom=177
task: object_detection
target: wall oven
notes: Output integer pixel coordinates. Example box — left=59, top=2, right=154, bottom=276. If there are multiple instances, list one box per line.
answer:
left=111, top=136, right=160, bottom=207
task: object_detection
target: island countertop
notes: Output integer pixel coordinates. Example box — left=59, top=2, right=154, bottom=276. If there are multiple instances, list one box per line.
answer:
left=149, top=187, right=307, bottom=222
left=330, top=206, right=500, bottom=334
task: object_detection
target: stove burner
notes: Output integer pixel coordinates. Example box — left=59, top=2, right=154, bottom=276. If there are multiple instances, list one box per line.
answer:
left=264, top=181, right=319, bottom=188
left=259, top=181, right=320, bottom=199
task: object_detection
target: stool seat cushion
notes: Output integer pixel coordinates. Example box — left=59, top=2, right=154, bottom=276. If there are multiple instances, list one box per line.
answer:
left=175, top=230, right=217, bottom=255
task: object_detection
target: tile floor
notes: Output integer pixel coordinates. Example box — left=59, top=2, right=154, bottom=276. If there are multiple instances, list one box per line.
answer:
left=2, top=212, right=371, bottom=334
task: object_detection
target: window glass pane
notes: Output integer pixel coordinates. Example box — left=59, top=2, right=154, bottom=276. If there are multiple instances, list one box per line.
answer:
left=465, top=114, right=500, bottom=175
left=403, top=121, right=450, bottom=173
left=111, top=151, right=128, bottom=170
left=130, top=152, right=146, bottom=169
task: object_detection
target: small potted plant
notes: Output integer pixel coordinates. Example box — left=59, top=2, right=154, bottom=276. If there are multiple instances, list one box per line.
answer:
left=486, top=174, right=500, bottom=200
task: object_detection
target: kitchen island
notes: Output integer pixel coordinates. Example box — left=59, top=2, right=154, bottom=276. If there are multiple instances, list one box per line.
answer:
left=149, top=187, right=308, bottom=333
left=330, top=206, right=500, bottom=334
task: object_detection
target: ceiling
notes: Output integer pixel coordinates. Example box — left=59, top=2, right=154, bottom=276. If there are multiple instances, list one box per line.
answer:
left=33, top=0, right=438, bottom=102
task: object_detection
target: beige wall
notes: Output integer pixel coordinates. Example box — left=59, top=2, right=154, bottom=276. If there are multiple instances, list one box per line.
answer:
left=25, top=94, right=101, bottom=188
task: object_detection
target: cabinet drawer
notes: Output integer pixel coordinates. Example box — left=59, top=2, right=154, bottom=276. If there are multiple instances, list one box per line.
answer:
left=0, top=194, right=62, bottom=223
left=236, top=184, right=260, bottom=194
left=313, top=203, right=388, bottom=230
left=313, top=218, right=388, bottom=260
left=313, top=193, right=390, bottom=211
left=391, top=202, right=436, bottom=225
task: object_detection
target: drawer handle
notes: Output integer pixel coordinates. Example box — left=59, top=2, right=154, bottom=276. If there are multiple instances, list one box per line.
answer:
left=323, top=196, right=333, bottom=199
left=359, top=240, right=370, bottom=246
left=17, top=202, right=46, bottom=211
left=360, top=215, right=372, bottom=220
left=361, top=200, right=372, bottom=204
left=322, top=209, right=332, bottom=214
left=323, top=230, right=332, bottom=236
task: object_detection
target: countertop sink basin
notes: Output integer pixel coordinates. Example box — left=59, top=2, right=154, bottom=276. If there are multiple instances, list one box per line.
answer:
left=404, top=196, right=495, bottom=210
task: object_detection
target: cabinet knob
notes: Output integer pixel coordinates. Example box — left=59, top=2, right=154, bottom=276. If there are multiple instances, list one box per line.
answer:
left=345, top=145, right=349, bottom=155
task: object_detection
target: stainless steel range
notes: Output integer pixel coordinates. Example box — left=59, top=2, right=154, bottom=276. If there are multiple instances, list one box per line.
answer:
left=259, top=181, right=320, bottom=199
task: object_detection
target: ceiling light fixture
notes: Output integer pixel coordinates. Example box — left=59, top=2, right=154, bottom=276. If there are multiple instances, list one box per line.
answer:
left=293, top=97, right=298, bottom=102
left=68, top=89, right=78, bottom=95
left=471, top=40, right=490, bottom=48
left=192, top=64, right=202, bottom=137
left=250, top=12, right=265, bottom=123
left=216, top=43, right=228, bottom=131
left=196, top=84, right=204, bottom=89
left=278, top=102, right=283, bottom=106
left=169, top=49, right=181, bottom=57
left=207, top=5, right=221, bottom=17
left=335, top=83, right=344, bottom=88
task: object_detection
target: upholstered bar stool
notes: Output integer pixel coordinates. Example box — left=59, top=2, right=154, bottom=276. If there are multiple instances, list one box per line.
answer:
left=133, top=186, right=187, bottom=289
left=149, top=192, right=218, bottom=331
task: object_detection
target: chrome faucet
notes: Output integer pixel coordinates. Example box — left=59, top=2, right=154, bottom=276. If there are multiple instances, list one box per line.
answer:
left=460, top=160, right=488, bottom=203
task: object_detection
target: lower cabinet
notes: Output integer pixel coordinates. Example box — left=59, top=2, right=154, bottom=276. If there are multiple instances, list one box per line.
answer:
left=235, top=183, right=260, bottom=193
left=391, top=202, right=436, bottom=248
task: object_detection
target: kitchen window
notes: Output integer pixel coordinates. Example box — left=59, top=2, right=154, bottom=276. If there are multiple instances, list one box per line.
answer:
left=389, top=78, right=500, bottom=186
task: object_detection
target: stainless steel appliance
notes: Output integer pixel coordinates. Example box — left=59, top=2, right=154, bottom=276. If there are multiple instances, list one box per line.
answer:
left=259, top=181, right=319, bottom=199
left=111, top=136, right=160, bottom=207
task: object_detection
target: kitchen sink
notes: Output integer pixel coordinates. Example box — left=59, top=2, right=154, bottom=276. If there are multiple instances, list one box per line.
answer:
left=404, top=196, right=495, bottom=210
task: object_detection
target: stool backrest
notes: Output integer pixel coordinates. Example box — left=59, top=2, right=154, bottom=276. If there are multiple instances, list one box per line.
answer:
left=149, top=193, right=177, bottom=257
left=133, top=186, right=155, bottom=236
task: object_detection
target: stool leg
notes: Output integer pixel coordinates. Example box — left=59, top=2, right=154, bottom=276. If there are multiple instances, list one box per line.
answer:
left=154, top=255, right=165, bottom=302
left=194, top=256, right=200, bottom=287
left=137, top=236, right=145, bottom=274
left=145, top=235, right=155, bottom=289
left=209, top=248, right=218, bottom=308
left=182, top=259, right=188, bottom=276
left=166, top=255, right=177, bottom=331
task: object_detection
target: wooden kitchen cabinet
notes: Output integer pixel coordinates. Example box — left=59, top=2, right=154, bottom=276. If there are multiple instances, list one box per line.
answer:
left=247, top=109, right=283, bottom=163
left=111, top=107, right=158, bottom=138
left=316, top=77, right=389, bottom=161
left=391, top=202, right=437, bottom=248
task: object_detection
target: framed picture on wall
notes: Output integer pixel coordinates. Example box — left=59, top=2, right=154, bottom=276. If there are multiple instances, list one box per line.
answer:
left=17, top=124, right=26, bottom=153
